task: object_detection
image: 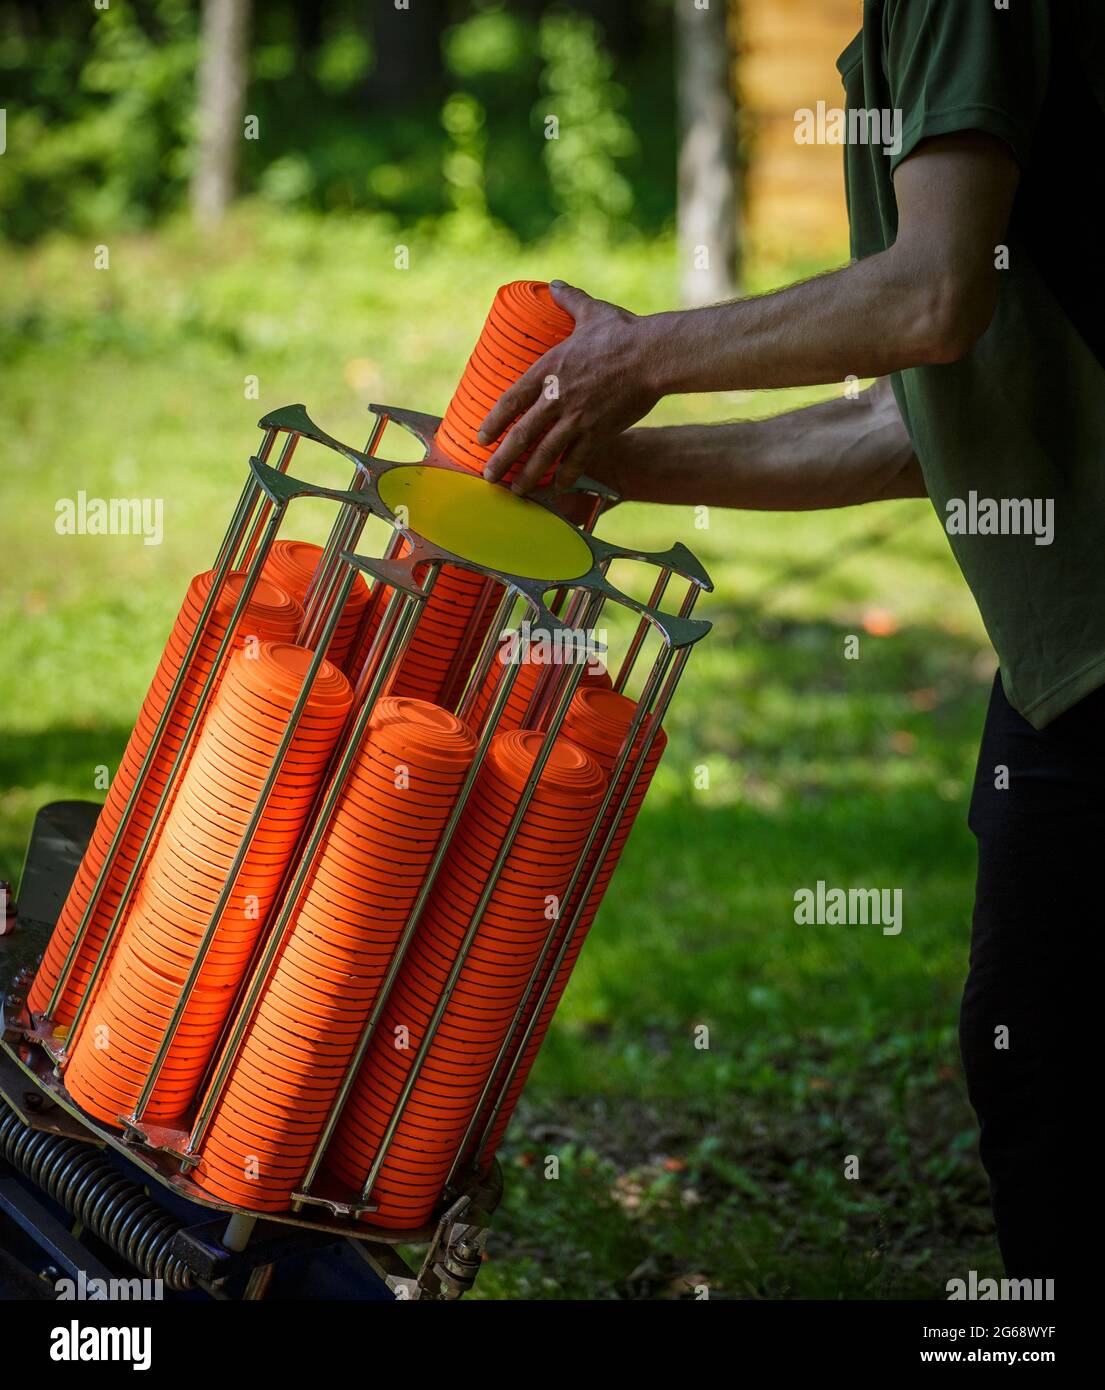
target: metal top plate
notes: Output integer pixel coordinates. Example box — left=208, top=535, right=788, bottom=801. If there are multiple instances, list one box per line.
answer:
left=257, top=401, right=715, bottom=653
left=377, top=464, right=594, bottom=582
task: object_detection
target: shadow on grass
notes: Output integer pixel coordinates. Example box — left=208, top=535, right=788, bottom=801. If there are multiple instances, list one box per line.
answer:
left=482, top=773, right=995, bottom=1300
left=0, top=724, right=126, bottom=881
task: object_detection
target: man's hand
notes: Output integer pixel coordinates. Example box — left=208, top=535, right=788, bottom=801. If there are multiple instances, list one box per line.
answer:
left=478, top=281, right=660, bottom=496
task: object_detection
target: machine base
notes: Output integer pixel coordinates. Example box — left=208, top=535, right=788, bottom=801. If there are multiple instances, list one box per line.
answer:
left=0, top=802, right=500, bottom=1299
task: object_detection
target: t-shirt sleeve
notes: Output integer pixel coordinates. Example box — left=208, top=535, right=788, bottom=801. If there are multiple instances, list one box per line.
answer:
left=883, top=0, right=1051, bottom=173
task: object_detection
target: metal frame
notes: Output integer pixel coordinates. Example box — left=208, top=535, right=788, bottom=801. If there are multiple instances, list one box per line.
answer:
left=0, top=400, right=711, bottom=1288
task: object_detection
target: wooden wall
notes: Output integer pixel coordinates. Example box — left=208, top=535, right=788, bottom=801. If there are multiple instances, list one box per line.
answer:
left=738, top=0, right=864, bottom=265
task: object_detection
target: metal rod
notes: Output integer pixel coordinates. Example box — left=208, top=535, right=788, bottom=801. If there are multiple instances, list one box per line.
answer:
left=215, top=428, right=275, bottom=574
left=615, top=568, right=672, bottom=694
left=345, top=527, right=406, bottom=687
left=438, top=575, right=502, bottom=711
left=680, top=581, right=701, bottom=618
left=453, top=588, right=517, bottom=731
left=61, top=503, right=289, bottom=1055
left=544, top=487, right=604, bottom=616
left=186, top=577, right=429, bottom=1155
left=45, top=477, right=263, bottom=1022
left=451, top=636, right=675, bottom=1179
left=526, top=563, right=613, bottom=730
left=582, top=491, right=604, bottom=534
left=235, top=432, right=299, bottom=572
left=352, top=556, right=437, bottom=710
left=529, top=588, right=608, bottom=734
left=357, top=631, right=590, bottom=1202
left=460, top=639, right=693, bottom=1178
left=182, top=563, right=419, bottom=1130
left=125, top=569, right=358, bottom=1128
left=317, top=415, right=388, bottom=583
left=558, top=572, right=604, bottom=632
left=299, top=415, right=389, bottom=649
left=192, top=552, right=439, bottom=1130
left=294, top=594, right=534, bottom=1201
left=298, top=552, right=350, bottom=653
left=350, top=556, right=441, bottom=709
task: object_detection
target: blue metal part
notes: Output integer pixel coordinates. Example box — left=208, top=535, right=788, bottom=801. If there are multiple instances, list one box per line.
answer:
left=0, top=1134, right=393, bottom=1301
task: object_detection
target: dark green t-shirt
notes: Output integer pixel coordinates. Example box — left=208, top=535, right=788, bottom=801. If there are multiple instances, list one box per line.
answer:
left=840, top=0, right=1105, bottom=728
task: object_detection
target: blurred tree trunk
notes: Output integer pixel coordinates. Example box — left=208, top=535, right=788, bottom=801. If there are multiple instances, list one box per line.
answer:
left=367, top=1, right=444, bottom=110
left=574, top=0, right=642, bottom=52
left=676, top=0, right=740, bottom=306
left=191, top=0, right=252, bottom=229
left=294, top=0, right=325, bottom=61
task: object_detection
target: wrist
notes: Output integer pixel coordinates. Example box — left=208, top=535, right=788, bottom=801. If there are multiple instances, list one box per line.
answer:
left=598, top=427, right=655, bottom=502
left=633, top=311, right=679, bottom=400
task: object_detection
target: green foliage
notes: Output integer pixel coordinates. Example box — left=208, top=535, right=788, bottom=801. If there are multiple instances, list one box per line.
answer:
left=0, top=1, right=675, bottom=245
left=443, top=8, right=530, bottom=81
left=440, top=90, right=489, bottom=232
left=0, top=0, right=198, bottom=239
left=536, top=10, right=637, bottom=238
left=313, top=29, right=372, bottom=95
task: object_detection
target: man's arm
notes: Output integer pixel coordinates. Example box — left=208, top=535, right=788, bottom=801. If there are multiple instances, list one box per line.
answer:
left=590, top=376, right=924, bottom=510
left=480, top=131, right=1018, bottom=495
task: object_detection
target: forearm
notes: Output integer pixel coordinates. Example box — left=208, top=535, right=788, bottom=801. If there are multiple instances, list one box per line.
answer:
left=592, top=380, right=924, bottom=511
left=641, top=243, right=992, bottom=395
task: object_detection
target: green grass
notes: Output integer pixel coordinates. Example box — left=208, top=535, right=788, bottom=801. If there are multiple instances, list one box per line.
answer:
left=0, top=208, right=999, bottom=1298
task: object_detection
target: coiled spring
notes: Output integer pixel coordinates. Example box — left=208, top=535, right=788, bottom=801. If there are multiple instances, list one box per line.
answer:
left=0, top=1100, right=194, bottom=1291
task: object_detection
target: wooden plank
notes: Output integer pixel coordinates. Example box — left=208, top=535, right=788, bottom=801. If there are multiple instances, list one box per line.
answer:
left=739, top=0, right=862, bottom=259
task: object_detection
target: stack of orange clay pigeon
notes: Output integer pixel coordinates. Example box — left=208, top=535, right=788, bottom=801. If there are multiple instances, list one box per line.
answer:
left=347, top=281, right=575, bottom=699
left=30, top=283, right=672, bottom=1231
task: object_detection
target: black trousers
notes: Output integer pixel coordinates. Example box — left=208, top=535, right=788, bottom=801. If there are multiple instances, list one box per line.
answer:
left=962, top=673, right=1105, bottom=1289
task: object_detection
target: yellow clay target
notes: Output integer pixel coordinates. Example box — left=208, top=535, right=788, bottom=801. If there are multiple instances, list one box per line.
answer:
left=377, top=465, right=593, bottom=582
